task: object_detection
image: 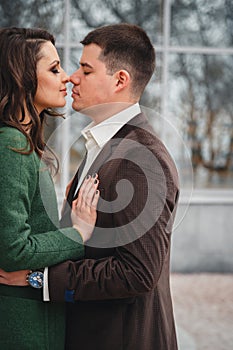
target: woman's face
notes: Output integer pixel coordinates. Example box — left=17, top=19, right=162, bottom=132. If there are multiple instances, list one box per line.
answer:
left=34, top=41, right=69, bottom=113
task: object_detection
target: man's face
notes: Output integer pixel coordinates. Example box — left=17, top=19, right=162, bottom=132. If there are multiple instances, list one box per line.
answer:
left=70, top=44, right=116, bottom=113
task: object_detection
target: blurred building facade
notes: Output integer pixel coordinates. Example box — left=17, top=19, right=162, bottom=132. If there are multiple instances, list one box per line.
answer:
left=1, top=0, right=232, bottom=271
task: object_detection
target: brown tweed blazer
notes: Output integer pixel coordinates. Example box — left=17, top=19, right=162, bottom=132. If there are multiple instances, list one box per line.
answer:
left=49, top=113, right=179, bottom=350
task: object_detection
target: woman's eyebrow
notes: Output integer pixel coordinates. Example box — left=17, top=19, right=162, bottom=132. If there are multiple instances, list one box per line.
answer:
left=49, top=60, right=60, bottom=66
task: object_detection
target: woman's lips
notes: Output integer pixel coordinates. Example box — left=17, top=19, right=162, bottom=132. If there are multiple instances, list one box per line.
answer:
left=60, top=88, right=67, bottom=96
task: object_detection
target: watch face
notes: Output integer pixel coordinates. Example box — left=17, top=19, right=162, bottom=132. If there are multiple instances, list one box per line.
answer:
left=28, top=271, right=44, bottom=289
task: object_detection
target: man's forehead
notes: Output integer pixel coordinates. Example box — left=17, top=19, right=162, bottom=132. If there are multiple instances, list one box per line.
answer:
left=81, top=44, right=102, bottom=61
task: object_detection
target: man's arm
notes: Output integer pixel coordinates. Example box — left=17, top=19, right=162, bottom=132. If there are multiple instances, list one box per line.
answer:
left=48, top=150, right=179, bottom=302
left=0, top=268, right=29, bottom=286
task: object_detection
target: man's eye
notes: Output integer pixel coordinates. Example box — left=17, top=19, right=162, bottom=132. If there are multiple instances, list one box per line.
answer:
left=84, top=71, right=91, bottom=75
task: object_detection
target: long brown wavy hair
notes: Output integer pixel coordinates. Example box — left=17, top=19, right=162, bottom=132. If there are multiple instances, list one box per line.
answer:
left=0, top=27, right=62, bottom=173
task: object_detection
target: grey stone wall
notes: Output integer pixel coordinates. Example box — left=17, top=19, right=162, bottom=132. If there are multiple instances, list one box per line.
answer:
left=171, top=191, right=233, bottom=272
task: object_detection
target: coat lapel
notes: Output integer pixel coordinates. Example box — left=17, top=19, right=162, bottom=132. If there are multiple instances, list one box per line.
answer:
left=60, top=112, right=148, bottom=227
left=60, top=154, right=87, bottom=227
left=85, top=113, right=147, bottom=180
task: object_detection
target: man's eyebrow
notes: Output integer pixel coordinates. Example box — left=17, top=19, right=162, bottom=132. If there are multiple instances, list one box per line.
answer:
left=79, top=62, right=93, bottom=69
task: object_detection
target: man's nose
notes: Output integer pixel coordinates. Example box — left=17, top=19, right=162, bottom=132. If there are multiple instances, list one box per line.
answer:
left=70, top=71, right=81, bottom=85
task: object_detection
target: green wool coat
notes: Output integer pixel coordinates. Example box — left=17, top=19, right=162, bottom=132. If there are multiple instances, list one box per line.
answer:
left=0, top=126, right=84, bottom=350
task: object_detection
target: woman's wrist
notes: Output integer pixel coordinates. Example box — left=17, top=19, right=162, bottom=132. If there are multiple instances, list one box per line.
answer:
left=72, top=225, right=85, bottom=243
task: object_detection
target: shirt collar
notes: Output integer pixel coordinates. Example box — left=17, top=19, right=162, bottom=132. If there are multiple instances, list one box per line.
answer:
left=82, top=103, right=141, bottom=148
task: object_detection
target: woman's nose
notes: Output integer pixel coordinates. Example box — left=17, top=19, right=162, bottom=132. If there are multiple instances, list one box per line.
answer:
left=61, top=69, right=70, bottom=83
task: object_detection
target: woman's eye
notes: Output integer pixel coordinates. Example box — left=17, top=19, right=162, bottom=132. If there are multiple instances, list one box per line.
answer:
left=51, top=68, right=60, bottom=74
left=84, top=71, right=90, bottom=75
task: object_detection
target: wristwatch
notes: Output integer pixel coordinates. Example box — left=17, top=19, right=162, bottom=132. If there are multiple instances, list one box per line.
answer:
left=26, top=270, right=44, bottom=289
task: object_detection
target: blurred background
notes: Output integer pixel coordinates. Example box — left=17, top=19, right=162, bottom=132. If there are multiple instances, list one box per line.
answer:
left=1, top=1, right=232, bottom=348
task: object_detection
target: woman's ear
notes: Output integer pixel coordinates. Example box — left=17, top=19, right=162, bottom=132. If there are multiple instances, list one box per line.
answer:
left=115, top=70, right=131, bottom=92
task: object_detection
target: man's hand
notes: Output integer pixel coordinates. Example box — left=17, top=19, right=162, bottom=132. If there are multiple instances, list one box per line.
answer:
left=0, top=268, right=30, bottom=286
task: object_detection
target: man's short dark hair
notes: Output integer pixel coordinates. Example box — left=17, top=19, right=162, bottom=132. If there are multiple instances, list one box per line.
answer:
left=81, top=23, right=155, bottom=98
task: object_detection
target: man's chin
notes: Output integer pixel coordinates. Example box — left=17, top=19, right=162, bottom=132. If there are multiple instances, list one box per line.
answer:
left=72, top=101, right=82, bottom=112
left=71, top=102, right=93, bottom=116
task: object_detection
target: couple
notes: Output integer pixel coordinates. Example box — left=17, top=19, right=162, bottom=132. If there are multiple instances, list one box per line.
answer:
left=0, top=24, right=179, bottom=350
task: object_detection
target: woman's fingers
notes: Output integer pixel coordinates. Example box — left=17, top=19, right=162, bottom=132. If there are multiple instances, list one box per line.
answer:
left=92, top=190, right=100, bottom=209
left=77, top=174, right=99, bottom=209
left=71, top=174, right=100, bottom=242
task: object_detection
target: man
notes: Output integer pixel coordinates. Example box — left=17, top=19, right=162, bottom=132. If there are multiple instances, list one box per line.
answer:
left=1, top=24, right=179, bottom=349
left=51, top=24, right=179, bottom=350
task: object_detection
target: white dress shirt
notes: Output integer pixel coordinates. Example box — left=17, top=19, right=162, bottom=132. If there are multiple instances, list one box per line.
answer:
left=43, top=103, right=141, bottom=301
left=74, top=103, right=141, bottom=195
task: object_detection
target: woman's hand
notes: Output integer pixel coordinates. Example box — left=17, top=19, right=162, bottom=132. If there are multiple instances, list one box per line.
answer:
left=0, top=268, right=30, bottom=286
left=71, top=174, right=100, bottom=242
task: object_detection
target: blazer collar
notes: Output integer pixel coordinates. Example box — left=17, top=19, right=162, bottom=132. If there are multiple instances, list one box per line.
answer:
left=86, top=112, right=147, bottom=174
left=85, top=112, right=151, bottom=183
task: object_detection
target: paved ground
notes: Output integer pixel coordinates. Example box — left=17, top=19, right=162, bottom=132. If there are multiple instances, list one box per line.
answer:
left=170, top=273, right=233, bottom=350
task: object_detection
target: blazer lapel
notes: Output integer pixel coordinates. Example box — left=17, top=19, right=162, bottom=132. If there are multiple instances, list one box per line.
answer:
left=85, top=113, right=147, bottom=178
left=86, top=138, right=118, bottom=177
left=60, top=112, right=147, bottom=227
left=60, top=154, right=87, bottom=227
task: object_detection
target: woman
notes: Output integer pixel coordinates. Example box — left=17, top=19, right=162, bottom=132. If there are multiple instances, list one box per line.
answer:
left=0, top=27, right=99, bottom=349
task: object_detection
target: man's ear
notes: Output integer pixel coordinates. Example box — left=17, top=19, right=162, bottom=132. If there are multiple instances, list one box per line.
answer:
left=115, top=70, right=131, bottom=92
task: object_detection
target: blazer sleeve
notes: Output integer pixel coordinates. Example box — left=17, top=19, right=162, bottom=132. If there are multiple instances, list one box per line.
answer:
left=0, top=130, right=84, bottom=271
left=48, top=144, right=179, bottom=302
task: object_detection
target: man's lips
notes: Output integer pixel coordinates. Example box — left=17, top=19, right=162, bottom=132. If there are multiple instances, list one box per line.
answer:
left=72, top=89, right=80, bottom=97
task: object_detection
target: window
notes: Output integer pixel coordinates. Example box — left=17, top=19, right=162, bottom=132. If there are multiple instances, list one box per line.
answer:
left=1, top=0, right=232, bottom=203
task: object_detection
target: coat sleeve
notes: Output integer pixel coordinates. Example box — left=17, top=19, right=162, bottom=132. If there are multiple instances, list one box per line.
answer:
left=0, top=129, right=84, bottom=271
left=48, top=144, right=179, bottom=302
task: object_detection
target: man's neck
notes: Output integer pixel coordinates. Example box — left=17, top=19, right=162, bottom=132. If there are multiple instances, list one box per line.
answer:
left=81, top=101, right=138, bottom=125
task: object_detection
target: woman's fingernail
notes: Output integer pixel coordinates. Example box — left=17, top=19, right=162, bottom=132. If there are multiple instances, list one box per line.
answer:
left=96, top=190, right=99, bottom=194
left=94, top=179, right=98, bottom=184
left=92, top=173, right=97, bottom=178
left=86, top=174, right=91, bottom=179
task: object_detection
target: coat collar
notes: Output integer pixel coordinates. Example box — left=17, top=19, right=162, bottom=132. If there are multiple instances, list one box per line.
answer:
left=85, top=112, right=148, bottom=176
